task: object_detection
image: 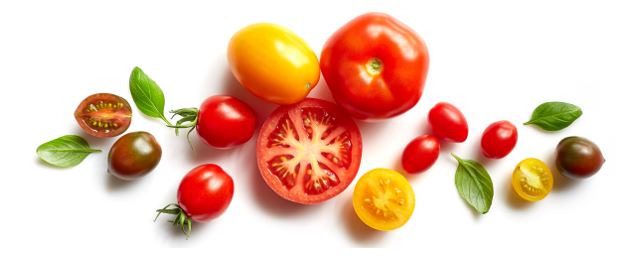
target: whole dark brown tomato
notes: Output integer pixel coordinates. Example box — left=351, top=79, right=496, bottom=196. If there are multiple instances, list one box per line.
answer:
left=556, top=136, right=605, bottom=179
left=108, top=131, right=162, bottom=180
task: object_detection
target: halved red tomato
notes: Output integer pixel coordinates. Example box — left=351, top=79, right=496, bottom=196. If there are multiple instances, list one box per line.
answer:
left=74, top=93, right=132, bottom=138
left=256, top=98, right=362, bottom=204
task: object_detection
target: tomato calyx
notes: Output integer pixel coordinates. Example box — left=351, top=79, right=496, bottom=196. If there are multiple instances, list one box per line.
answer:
left=167, top=107, right=200, bottom=147
left=154, top=203, right=192, bottom=239
left=366, top=58, right=383, bottom=76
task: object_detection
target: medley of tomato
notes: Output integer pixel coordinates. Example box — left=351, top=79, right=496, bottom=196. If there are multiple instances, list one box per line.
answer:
left=41, top=11, right=608, bottom=239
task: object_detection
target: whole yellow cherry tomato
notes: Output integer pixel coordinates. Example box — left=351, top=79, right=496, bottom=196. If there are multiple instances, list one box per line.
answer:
left=512, top=158, right=554, bottom=202
left=227, top=23, right=320, bottom=105
left=353, top=168, right=415, bottom=231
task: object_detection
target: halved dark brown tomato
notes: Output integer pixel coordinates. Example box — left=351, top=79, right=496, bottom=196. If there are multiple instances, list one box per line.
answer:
left=257, top=98, right=362, bottom=204
left=74, top=93, right=132, bottom=138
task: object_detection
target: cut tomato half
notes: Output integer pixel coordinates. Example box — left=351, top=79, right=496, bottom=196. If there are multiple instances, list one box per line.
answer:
left=256, top=98, right=362, bottom=204
left=74, top=93, right=132, bottom=138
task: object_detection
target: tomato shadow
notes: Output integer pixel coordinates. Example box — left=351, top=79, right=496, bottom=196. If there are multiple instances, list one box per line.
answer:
left=185, top=136, right=242, bottom=165
left=307, top=76, right=335, bottom=102
left=105, top=172, right=142, bottom=191
left=339, top=195, right=386, bottom=245
left=156, top=215, right=208, bottom=242
left=356, top=120, right=392, bottom=145
left=503, top=174, right=534, bottom=210
left=220, top=68, right=277, bottom=124
left=439, top=141, right=457, bottom=156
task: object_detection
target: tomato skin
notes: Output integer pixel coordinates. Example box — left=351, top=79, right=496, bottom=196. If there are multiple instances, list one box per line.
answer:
left=177, top=164, right=234, bottom=222
left=401, top=134, right=440, bottom=173
left=320, top=12, right=429, bottom=120
left=556, top=136, right=605, bottom=179
left=428, top=102, right=468, bottom=142
left=74, top=93, right=132, bottom=138
left=228, top=23, right=320, bottom=105
left=481, top=121, right=518, bottom=159
left=256, top=98, right=362, bottom=204
left=108, top=131, right=161, bottom=180
left=196, top=96, right=257, bottom=148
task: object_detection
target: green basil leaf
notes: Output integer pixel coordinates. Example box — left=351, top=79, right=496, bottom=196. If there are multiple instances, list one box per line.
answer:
left=524, top=102, right=582, bottom=131
left=36, top=135, right=101, bottom=168
left=452, top=153, right=494, bottom=214
left=129, top=67, right=172, bottom=125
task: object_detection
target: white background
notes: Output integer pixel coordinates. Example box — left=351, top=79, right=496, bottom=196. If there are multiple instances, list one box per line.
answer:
left=1, top=0, right=618, bottom=252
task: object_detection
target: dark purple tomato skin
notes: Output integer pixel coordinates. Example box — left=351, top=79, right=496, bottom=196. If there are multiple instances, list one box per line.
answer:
left=108, top=131, right=162, bottom=180
left=556, top=136, right=605, bottom=179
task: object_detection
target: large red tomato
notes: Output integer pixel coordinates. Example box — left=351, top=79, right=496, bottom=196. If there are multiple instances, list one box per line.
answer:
left=320, top=12, right=429, bottom=120
left=256, top=98, right=362, bottom=204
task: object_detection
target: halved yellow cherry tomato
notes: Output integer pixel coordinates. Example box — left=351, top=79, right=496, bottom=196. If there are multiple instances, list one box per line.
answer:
left=512, top=158, right=554, bottom=202
left=353, top=168, right=415, bottom=231
left=227, top=23, right=320, bottom=105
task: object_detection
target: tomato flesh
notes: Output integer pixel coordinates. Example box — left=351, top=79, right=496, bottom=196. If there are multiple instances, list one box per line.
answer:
left=74, top=93, right=132, bottom=138
left=257, top=98, right=362, bottom=204
left=353, top=168, right=415, bottom=231
left=512, top=158, right=553, bottom=202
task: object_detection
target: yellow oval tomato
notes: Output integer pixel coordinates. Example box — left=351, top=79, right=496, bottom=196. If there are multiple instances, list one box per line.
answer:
left=227, top=23, right=320, bottom=105
left=353, top=168, right=415, bottom=231
left=512, top=158, right=554, bottom=202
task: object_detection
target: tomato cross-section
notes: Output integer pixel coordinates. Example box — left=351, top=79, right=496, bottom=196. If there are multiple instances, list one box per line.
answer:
left=257, top=98, right=362, bottom=204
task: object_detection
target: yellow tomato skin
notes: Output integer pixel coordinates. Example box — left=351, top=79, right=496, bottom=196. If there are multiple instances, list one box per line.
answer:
left=512, top=158, right=554, bottom=202
left=227, top=23, right=320, bottom=105
left=353, top=168, right=415, bottom=231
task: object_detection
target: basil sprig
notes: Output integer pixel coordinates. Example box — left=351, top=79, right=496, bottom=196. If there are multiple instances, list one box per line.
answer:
left=524, top=101, right=582, bottom=131
left=452, top=154, right=494, bottom=214
left=36, top=135, right=101, bottom=168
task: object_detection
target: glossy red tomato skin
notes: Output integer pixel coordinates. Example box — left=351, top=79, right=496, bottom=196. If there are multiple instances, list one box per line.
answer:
left=196, top=95, right=257, bottom=149
left=401, top=134, right=440, bottom=174
left=428, top=102, right=468, bottom=143
left=177, top=164, right=234, bottom=222
left=320, top=12, right=429, bottom=120
left=481, top=121, right=518, bottom=159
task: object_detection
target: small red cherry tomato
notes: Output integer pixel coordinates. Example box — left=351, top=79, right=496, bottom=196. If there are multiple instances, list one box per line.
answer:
left=428, top=102, right=468, bottom=143
left=169, top=95, right=257, bottom=149
left=155, top=164, right=234, bottom=238
left=481, top=120, right=518, bottom=159
left=196, top=96, right=257, bottom=148
left=401, top=134, right=440, bottom=173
